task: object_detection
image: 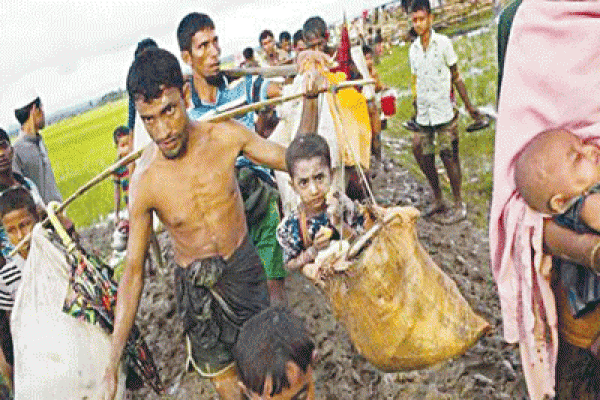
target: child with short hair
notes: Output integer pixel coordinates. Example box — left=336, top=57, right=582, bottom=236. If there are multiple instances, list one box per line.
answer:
left=0, top=186, right=40, bottom=396
left=514, top=128, right=600, bottom=398
left=0, top=186, right=39, bottom=260
left=112, top=126, right=134, bottom=250
left=276, top=135, right=372, bottom=272
left=232, top=306, right=316, bottom=400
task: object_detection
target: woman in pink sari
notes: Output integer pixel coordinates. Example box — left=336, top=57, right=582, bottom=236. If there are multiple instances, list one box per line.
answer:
left=491, top=1, right=600, bottom=398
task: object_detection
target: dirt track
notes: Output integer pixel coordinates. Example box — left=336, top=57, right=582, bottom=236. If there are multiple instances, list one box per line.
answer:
left=79, top=134, right=527, bottom=399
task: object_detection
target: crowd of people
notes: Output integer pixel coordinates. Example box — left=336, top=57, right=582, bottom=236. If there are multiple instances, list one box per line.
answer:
left=0, top=0, right=539, bottom=399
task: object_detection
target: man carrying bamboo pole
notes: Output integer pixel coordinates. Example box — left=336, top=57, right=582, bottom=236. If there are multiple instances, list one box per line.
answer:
left=100, top=47, right=321, bottom=400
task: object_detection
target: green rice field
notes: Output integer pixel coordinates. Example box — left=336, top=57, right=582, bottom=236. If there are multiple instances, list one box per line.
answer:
left=39, top=98, right=128, bottom=227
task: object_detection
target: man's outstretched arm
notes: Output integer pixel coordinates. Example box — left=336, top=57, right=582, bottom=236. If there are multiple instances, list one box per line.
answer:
left=100, top=178, right=153, bottom=400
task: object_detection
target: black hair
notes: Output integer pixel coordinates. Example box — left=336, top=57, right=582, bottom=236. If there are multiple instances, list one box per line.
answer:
left=126, top=48, right=184, bottom=103
left=134, top=38, right=158, bottom=58
left=285, top=134, right=331, bottom=178
left=293, top=30, right=304, bottom=47
left=0, top=187, right=37, bottom=220
left=259, top=30, right=274, bottom=45
left=113, top=125, right=131, bottom=145
left=14, top=97, right=41, bottom=126
left=233, top=307, right=315, bottom=396
left=279, top=31, right=291, bottom=43
left=410, top=0, right=431, bottom=14
left=242, top=47, right=254, bottom=60
left=362, top=44, right=374, bottom=57
left=177, top=12, right=215, bottom=52
left=303, top=16, right=327, bottom=43
left=0, top=129, right=9, bottom=144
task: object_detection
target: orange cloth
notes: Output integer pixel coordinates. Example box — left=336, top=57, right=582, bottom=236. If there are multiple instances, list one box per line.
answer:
left=324, top=71, right=372, bottom=169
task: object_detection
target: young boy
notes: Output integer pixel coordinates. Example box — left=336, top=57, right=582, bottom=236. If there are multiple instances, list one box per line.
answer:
left=514, top=128, right=600, bottom=399
left=0, top=186, right=39, bottom=396
left=112, top=126, right=133, bottom=223
left=112, top=126, right=133, bottom=251
left=276, top=135, right=369, bottom=272
left=233, top=306, right=316, bottom=400
left=0, top=187, right=38, bottom=261
left=408, top=0, right=482, bottom=224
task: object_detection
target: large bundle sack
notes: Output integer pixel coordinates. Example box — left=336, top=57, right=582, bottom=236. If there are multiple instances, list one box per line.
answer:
left=11, top=224, right=126, bottom=400
left=307, top=206, right=490, bottom=371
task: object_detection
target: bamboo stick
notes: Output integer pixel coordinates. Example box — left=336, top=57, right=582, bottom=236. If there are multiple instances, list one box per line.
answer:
left=7, top=78, right=375, bottom=257
left=223, top=65, right=299, bottom=78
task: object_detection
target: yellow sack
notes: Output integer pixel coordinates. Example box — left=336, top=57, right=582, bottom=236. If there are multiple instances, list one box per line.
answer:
left=324, top=71, right=372, bottom=170
left=306, top=206, right=490, bottom=371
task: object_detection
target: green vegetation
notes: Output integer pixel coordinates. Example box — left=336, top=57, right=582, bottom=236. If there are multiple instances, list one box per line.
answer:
left=378, top=27, right=497, bottom=228
left=42, top=98, right=127, bottom=227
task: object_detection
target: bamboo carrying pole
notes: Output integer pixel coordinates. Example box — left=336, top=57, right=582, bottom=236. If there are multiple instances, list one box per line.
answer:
left=7, top=78, right=375, bottom=257
left=222, top=65, right=299, bottom=78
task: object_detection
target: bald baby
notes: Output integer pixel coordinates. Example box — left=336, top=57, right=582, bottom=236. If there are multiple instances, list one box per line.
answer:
left=514, top=128, right=600, bottom=217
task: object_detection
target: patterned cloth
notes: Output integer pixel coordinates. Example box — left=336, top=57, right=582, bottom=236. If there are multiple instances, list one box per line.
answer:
left=55, top=233, right=163, bottom=394
left=276, top=194, right=365, bottom=264
left=188, top=75, right=269, bottom=130
left=175, top=235, right=269, bottom=376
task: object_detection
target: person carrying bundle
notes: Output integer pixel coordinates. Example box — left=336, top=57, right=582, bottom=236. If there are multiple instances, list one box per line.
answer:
left=1, top=188, right=162, bottom=399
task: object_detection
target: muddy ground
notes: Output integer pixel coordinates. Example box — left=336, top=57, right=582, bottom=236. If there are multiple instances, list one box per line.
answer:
left=79, top=134, right=528, bottom=400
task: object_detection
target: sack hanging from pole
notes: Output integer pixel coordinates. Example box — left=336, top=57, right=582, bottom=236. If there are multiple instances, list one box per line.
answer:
left=305, top=207, right=490, bottom=371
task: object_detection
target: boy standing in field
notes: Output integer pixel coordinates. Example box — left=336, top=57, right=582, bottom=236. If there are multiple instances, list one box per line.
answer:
left=408, top=0, right=483, bottom=224
left=112, top=126, right=133, bottom=236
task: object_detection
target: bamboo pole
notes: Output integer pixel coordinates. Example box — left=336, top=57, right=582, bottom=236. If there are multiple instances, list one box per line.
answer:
left=7, top=78, right=375, bottom=257
left=222, top=65, right=299, bottom=78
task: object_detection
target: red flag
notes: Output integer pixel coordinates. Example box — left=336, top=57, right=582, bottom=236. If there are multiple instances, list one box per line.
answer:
left=332, top=15, right=351, bottom=79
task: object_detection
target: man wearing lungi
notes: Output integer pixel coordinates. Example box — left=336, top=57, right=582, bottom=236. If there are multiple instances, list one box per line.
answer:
left=100, top=47, right=322, bottom=400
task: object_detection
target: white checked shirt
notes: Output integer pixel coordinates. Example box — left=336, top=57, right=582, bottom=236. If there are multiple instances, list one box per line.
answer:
left=409, top=29, right=458, bottom=126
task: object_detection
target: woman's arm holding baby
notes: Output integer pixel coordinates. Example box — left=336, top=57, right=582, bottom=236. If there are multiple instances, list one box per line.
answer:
left=544, top=218, right=600, bottom=273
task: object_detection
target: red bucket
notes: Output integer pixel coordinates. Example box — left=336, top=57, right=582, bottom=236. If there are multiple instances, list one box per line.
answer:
left=381, top=92, right=396, bottom=117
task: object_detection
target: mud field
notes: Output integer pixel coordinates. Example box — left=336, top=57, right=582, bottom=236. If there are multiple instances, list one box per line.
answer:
left=79, top=135, right=527, bottom=400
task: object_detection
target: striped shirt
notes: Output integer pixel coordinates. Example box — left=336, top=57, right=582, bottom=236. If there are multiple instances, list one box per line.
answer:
left=188, top=74, right=270, bottom=130
left=0, top=255, right=24, bottom=311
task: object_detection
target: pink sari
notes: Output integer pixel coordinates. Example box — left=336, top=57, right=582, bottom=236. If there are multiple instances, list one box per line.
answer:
left=490, top=1, right=600, bottom=398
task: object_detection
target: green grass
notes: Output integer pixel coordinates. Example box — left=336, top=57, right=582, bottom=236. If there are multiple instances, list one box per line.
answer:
left=41, top=98, right=128, bottom=227
left=379, top=27, right=497, bottom=228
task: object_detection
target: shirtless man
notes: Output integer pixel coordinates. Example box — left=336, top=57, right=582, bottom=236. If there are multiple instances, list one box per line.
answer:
left=100, top=48, right=288, bottom=399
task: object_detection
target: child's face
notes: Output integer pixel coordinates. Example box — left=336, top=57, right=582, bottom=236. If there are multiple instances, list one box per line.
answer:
left=541, top=130, right=600, bottom=211
left=116, top=134, right=132, bottom=158
left=2, top=208, right=36, bottom=259
left=290, top=157, right=331, bottom=214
